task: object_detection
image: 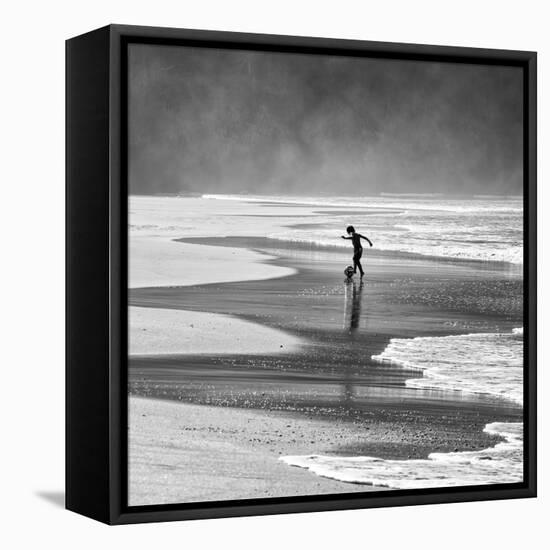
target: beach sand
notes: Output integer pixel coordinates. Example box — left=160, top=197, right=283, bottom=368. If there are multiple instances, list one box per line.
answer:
left=128, top=231, right=522, bottom=505
left=129, top=306, right=302, bottom=356
left=130, top=237, right=295, bottom=289
left=129, top=394, right=514, bottom=506
left=129, top=397, right=369, bottom=506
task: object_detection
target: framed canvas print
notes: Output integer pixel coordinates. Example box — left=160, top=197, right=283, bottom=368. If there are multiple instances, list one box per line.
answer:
left=66, top=24, right=537, bottom=524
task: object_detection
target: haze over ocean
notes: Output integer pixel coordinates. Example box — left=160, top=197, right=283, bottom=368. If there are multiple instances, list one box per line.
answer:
left=128, top=45, right=523, bottom=197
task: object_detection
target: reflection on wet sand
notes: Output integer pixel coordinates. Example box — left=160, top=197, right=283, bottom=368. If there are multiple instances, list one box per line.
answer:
left=342, top=279, right=365, bottom=402
left=343, top=278, right=365, bottom=332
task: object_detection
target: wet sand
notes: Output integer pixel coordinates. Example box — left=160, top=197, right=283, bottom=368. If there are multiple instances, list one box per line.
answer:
left=128, top=237, right=522, bottom=504
left=134, top=236, right=522, bottom=339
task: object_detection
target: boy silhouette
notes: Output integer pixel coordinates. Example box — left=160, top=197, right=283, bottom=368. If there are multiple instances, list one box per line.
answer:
left=341, top=225, right=373, bottom=277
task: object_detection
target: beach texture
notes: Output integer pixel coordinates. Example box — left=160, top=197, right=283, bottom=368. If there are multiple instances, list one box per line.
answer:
left=128, top=196, right=523, bottom=505
left=130, top=307, right=301, bottom=356
left=129, top=397, right=371, bottom=505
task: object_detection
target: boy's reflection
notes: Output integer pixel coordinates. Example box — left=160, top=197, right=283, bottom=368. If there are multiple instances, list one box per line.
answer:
left=342, top=279, right=365, bottom=403
left=343, top=278, right=364, bottom=332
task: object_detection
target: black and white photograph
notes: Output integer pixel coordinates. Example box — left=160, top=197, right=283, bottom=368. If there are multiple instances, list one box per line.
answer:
left=4, top=0, right=548, bottom=545
left=127, top=43, right=526, bottom=506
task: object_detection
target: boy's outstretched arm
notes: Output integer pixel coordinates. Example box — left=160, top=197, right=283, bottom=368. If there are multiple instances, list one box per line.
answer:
left=359, top=234, right=373, bottom=246
left=341, top=235, right=352, bottom=239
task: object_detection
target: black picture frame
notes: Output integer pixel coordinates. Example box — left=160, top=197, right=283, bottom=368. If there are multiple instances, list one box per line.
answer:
left=66, top=24, right=537, bottom=525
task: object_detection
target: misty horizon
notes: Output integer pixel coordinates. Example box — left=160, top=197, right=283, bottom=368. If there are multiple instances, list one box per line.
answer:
left=129, top=44, right=523, bottom=196
left=129, top=191, right=524, bottom=199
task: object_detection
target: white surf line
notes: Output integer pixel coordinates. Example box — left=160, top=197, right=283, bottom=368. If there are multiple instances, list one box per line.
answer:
left=280, top=422, right=523, bottom=489
left=203, top=193, right=523, bottom=213
left=280, top=328, right=524, bottom=489
left=371, top=329, right=524, bottom=406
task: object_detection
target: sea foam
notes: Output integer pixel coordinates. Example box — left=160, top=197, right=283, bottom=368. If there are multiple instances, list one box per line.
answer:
left=281, top=329, right=524, bottom=489
left=280, top=422, right=523, bottom=489
left=371, top=329, right=524, bottom=406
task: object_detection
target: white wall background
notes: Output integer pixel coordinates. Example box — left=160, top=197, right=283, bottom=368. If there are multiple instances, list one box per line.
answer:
left=1, top=0, right=546, bottom=547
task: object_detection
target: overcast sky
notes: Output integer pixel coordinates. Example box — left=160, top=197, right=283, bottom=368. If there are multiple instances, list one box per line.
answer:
left=128, top=44, right=523, bottom=196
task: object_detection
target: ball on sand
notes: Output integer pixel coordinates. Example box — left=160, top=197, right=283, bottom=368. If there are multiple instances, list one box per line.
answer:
left=344, top=265, right=354, bottom=278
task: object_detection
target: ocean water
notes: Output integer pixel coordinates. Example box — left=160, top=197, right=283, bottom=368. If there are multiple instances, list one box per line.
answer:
left=372, top=328, right=524, bottom=405
left=204, top=194, right=523, bottom=264
left=282, top=328, right=524, bottom=488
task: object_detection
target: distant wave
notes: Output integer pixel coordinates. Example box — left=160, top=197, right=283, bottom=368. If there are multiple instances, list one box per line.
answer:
left=203, top=194, right=523, bottom=213
left=380, top=192, right=444, bottom=198
left=134, top=195, right=523, bottom=265
left=265, top=226, right=523, bottom=265
left=474, top=194, right=523, bottom=199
